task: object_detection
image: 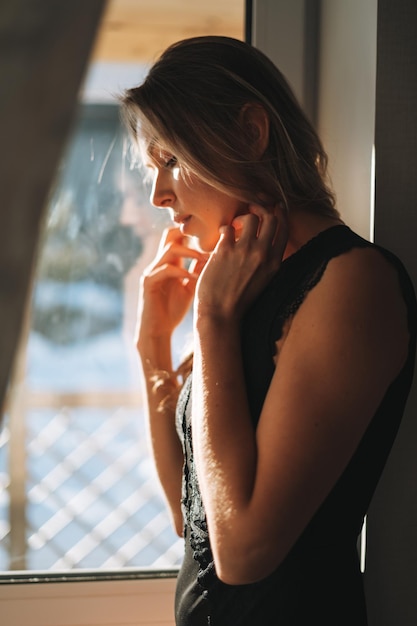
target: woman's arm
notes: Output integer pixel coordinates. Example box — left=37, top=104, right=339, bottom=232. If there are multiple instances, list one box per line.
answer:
left=137, top=227, right=204, bottom=536
left=192, top=220, right=409, bottom=584
left=138, top=334, right=184, bottom=536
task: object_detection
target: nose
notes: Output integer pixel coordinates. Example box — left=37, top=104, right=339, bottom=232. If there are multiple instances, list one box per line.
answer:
left=150, top=170, right=176, bottom=209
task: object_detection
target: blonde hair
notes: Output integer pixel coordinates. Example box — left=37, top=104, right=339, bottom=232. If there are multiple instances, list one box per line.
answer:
left=121, top=36, right=337, bottom=217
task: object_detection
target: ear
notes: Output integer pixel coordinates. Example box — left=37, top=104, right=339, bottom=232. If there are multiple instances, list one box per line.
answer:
left=240, top=103, right=270, bottom=158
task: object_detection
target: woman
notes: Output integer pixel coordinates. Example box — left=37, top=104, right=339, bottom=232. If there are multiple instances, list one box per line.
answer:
left=121, top=36, right=416, bottom=625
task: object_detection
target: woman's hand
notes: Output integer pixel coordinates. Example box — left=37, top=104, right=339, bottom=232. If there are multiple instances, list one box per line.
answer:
left=195, top=204, right=288, bottom=322
left=136, top=227, right=207, bottom=347
left=136, top=227, right=204, bottom=535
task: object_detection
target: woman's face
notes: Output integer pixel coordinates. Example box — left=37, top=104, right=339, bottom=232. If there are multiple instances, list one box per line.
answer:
left=146, top=147, right=248, bottom=252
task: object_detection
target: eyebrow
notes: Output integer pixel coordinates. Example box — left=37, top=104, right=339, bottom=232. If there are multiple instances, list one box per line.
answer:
left=140, top=137, right=160, bottom=169
left=147, top=143, right=178, bottom=168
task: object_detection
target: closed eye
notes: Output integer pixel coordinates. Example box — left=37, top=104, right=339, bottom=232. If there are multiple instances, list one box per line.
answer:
left=164, top=155, right=178, bottom=169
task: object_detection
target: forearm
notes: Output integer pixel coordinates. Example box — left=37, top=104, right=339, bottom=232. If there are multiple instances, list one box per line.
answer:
left=138, top=334, right=184, bottom=536
left=192, top=314, right=258, bottom=543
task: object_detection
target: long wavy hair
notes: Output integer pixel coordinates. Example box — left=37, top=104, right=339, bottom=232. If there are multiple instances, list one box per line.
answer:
left=121, top=35, right=337, bottom=217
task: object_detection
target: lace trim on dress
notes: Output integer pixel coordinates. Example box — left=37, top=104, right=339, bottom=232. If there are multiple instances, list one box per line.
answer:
left=273, top=260, right=328, bottom=335
left=176, top=375, right=217, bottom=587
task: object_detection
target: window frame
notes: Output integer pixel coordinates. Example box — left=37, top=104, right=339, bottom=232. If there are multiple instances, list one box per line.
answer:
left=0, top=570, right=177, bottom=626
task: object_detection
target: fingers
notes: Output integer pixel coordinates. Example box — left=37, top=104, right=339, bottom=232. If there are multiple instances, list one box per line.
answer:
left=230, top=203, right=288, bottom=261
left=152, top=227, right=204, bottom=272
left=158, top=225, right=184, bottom=248
left=145, top=263, right=198, bottom=283
left=157, top=226, right=197, bottom=256
left=231, top=212, right=260, bottom=243
left=189, top=255, right=209, bottom=276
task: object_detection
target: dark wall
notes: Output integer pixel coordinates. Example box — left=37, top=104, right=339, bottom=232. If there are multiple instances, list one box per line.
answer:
left=365, top=2, right=417, bottom=625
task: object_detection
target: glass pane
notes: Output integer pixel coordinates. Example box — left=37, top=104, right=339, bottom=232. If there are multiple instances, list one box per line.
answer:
left=1, top=103, right=185, bottom=572
left=0, top=0, right=245, bottom=574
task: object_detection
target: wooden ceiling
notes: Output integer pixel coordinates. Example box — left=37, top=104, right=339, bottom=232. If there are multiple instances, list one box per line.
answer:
left=91, top=0, right=245, bottom=63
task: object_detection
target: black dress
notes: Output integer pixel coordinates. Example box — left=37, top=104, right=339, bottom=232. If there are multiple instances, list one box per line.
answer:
left=174, top=226, right=417, bottom=626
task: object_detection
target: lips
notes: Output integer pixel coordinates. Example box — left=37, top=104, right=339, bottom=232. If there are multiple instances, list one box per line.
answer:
left=173, top=213, right=192, bottom=226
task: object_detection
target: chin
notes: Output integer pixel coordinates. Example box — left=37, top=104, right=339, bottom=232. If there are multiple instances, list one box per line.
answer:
left=192, top=235, right=218, bottom=253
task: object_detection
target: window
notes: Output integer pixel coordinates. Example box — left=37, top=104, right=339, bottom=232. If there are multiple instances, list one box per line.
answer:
left=0, top=0, right=245, bottom=582
left=1, top=102, right=185, bottom=572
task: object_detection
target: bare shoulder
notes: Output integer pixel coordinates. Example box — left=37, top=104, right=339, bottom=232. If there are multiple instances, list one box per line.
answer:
left=294, top=244, right=410, bottom=378
left=324, top=243, right=406, bottom=296
left=262, top=243, right=410, bottom=452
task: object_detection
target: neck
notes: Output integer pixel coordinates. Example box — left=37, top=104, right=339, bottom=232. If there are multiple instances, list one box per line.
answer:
left=283, top=208, right=345, bottom=260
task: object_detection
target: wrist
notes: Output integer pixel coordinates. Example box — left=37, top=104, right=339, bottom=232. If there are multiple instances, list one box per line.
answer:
left=137, top=332, right=174, bottom=372
left=194, top=308, right=241, bottom=340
